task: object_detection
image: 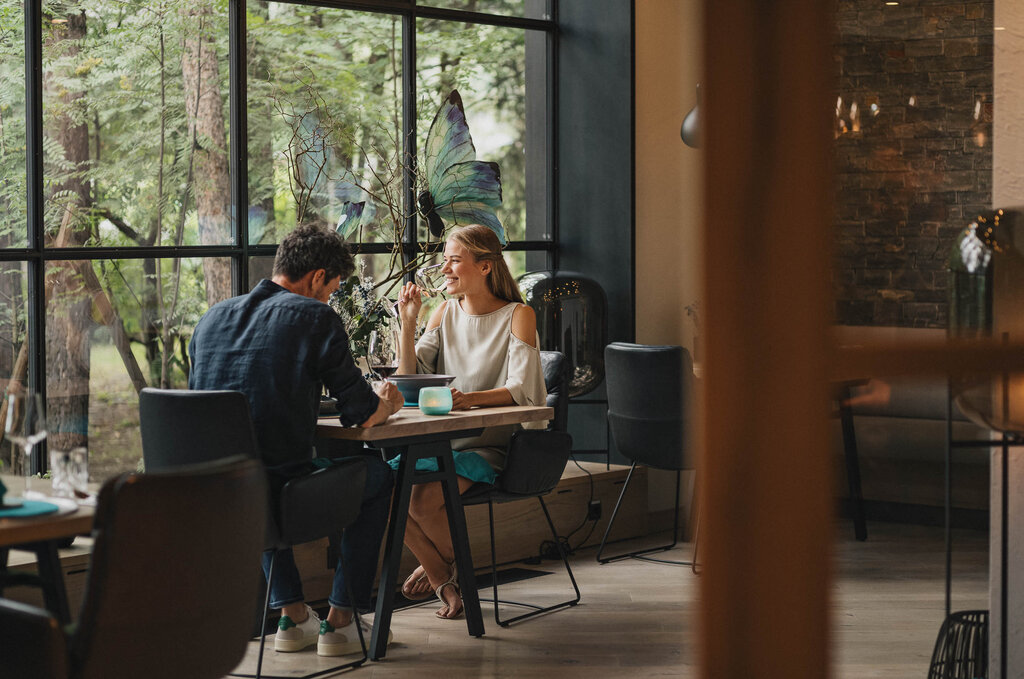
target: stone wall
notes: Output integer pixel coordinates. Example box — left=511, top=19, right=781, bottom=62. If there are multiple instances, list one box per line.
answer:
left=833, top=0, right=993, bottom=328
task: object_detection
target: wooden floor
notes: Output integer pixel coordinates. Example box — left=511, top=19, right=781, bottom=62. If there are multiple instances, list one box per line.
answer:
left=224, top=521, right=988, bottom=678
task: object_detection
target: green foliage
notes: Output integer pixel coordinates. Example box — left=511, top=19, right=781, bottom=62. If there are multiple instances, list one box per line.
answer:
left=330, top=265, right=394, bottom=361
left=1, top=0, right=540, bottom=474
left=0, top=0, right=27, bottom=246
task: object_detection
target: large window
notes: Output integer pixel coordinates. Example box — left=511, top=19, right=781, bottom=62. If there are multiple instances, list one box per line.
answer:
left=0, top=0, right=555, bottom=479
left=0, top=1, right=25, bottom=247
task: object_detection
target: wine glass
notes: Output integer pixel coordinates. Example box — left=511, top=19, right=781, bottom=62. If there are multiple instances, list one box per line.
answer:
left=388, top=262, right=448, bottom=318
left=414, top=263, right=447, bottom=298
left=4, top=390, right=47, bottom=501
left=368, top=327, right=400, bottom=380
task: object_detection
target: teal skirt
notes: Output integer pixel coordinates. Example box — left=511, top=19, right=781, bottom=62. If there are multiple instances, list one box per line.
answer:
left=386, top=449, right=497, bottom=485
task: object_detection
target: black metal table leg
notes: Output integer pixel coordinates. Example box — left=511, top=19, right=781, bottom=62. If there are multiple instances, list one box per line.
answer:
left=435, top=445, right=483, bottom=637
left=837, top=385, right=867, bottom=541
left=371, top=445, right=415, bottom=661
left=30, top=541, right=71, bottom=624
left=370, top=438, right=484, bottom=660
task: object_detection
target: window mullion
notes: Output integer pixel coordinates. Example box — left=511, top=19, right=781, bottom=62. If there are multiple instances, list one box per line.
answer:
left=229, top=0, right=249, bottom=294
left=402, top=10, right=417, bottom=278
left=25, top=0, right=46, bottom=474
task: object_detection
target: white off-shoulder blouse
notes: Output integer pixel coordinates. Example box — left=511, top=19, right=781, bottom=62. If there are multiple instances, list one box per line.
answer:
left=415, top=299, right=548, bottom=470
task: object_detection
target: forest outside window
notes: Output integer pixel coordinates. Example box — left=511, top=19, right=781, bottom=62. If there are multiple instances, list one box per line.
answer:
left=0, top=0, right=554, bottom=480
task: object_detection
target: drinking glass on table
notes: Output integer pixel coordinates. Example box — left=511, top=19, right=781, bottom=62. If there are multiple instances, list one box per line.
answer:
left=388, top=263, right=448, bottom=317
left=368, top=328, right=400, bottom=381
left=68, top=447, right=89, bottom=498
left=49, top=446, right=87, bottom=499
left=4, top=390, right=47, bottom=502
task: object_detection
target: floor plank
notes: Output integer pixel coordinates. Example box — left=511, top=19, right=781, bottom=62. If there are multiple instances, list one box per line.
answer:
left=224, top=521, right=987, bottom=678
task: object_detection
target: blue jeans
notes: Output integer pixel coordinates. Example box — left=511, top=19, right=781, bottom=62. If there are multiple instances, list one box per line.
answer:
left=261, top=453, right=394, bottom=612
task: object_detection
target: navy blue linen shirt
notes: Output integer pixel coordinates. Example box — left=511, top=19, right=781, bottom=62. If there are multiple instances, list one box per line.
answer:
left=188, top=279, right=378, bottom=469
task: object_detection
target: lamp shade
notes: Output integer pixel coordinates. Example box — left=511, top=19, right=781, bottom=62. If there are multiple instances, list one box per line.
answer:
left=518, top=271, right=608, bottom=398
left=680, top=84, right=701, bottom=148
left=948, top=207, right=1024, bottom=433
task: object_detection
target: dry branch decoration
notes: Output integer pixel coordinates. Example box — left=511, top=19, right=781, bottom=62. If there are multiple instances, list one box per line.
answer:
left=272, top=76, right=505, bottom=360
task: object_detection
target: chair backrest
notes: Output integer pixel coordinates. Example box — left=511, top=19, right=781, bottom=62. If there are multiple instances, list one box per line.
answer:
left=486, top=351, right=573, bottom=499
left=605, top=342, right=695, bottom=471
left=540, top=351, right=570, bottom=432
left=140, top=389, right=367, bottom=552
left=72, top=458, right=267, bottom=679
left=140, top=388, right=259, bottom=471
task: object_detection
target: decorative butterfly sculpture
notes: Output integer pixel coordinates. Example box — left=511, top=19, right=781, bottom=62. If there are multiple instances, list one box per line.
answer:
left=418, top=89, right=505, bottom=244
left=335, top=201, right=373, bottom=240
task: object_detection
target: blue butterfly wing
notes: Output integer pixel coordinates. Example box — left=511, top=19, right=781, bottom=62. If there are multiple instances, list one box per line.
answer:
left=423, top=90, right=476, bottom=191
left=434, top=201, right=507, bottom=245
left=432, top=161, right=502, bottom=209
left=247, top=205, right=269, bottom=245
left=336, top=201, right=367, bottom=240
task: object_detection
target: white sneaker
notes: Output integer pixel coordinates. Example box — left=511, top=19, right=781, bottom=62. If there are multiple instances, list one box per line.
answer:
left=273, top=604, right=320, bottom=652
left=317, top=617, right=391, bottom=657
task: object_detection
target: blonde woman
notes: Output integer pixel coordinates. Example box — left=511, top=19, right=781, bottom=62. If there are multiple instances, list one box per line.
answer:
left=394, top=225, right=548, bottom=619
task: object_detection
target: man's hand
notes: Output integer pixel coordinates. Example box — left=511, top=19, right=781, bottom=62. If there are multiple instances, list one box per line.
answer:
left=376, top=380, right=404, bottom=414
left=360, top=380, right=405, bottom=427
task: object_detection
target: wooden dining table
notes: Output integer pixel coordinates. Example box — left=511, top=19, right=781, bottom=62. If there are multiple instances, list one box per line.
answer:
left=0, top=478, right=95, bottom=624
left=317, top=404, right=553, bottom=661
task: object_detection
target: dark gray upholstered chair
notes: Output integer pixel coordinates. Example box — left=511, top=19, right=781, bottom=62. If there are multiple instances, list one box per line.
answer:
left=597, top=342, right=699, bottom=571
left=460, top=350, right=581, bottom=626
left=0, top=457, right=268, bottom=679
left=139, top=388, right=368, bottom=678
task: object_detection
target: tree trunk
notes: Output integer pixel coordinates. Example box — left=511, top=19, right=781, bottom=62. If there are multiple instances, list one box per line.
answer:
left=249, top=0, right=278, bottom=252
left=44, top=9, right=92, bottom=452
left=181, top=2, right=231, bottom=307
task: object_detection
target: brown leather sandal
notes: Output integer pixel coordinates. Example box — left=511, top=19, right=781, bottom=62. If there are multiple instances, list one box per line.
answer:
left=401, top=566, right=433, bottom=601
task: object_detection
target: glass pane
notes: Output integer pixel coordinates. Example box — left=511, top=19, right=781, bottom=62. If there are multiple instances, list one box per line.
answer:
left=830, top=4, right=993, bottom=677
left=41, top=1, right=232, bottom=259
left=418, top=0, right=552, bottom=21
left=247, top=4, right=403, bottom=248
left=0, top=1, right=26, bottom=248
left=0, top=261, right=29, bottom=472
left=416, top=19, right=550, bottom=243
left=45, top=256, right=228, bottom=482
left=504, top=248, right=525, bottom=281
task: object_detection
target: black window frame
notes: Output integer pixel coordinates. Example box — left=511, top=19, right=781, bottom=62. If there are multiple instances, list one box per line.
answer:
left=11, top=0, right=559, bottom=473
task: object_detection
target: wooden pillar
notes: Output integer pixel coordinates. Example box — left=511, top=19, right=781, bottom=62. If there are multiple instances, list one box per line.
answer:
left=699, top=1, right=834, bottom=677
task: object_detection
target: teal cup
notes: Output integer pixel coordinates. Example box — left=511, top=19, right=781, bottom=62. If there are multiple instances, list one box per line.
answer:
left=418, top=386, right=453, bottom=415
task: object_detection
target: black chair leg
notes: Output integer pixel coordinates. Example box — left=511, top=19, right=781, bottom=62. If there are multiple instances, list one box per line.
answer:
left=597, top=466, right=697, bottom=567
left=302, top=552, right=369, bottom=676
left=246, top=548, right=277, bottom=679
left=479, top=497, right=581, bottom=627
left=234, top=542, right=368, bottom=679
left=689, top=505, right=702, bottom=575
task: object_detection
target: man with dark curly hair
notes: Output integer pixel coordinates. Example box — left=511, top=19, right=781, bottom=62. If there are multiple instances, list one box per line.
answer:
left=190, top=224, right=403, bottom=657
